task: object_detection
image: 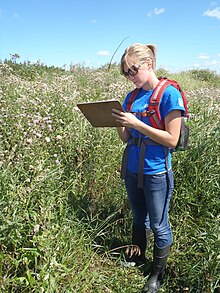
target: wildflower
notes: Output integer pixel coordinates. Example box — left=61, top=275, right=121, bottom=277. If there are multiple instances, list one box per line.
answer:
left=33, top=119, right=39, bottom=124
left=56, top=135, right=62, bottom=140
left=45, top=137, right=50, bottom=143
left=33, top=224, right=40, bottom=234
left=44, top=274, right=49, bottom=281
left=27, top=138, right=33, bottom=144
left=48, top=124, right=52, bottom=131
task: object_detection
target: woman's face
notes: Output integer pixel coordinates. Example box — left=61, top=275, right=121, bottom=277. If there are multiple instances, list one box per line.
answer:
left=123, top=62, right=149, bottom=89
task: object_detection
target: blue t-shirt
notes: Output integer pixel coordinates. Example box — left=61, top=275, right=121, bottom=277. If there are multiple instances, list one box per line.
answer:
left=122, top=85, right=185, bottom=175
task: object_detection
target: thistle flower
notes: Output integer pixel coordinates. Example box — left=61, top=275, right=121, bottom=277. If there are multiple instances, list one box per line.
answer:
left=48, top=124, right=52, bottom=131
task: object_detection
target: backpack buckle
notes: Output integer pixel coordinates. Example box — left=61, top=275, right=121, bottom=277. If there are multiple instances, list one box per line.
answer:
left=144, top=110, right=155, bottom=117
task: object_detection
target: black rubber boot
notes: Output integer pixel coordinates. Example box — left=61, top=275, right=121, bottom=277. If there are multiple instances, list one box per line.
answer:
left=142, top=245, right=170, bottom=292
left=124, top=226, right=150, bottom=267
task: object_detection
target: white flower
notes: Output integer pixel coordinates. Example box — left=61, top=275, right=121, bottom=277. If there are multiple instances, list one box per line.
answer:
left=34, top=224, right=40, bottom=234
left=56, top=135, right=62, bottom=140
left=44, top=273, right=49, bottom=281
left=45, top=137, right=50, bottom=143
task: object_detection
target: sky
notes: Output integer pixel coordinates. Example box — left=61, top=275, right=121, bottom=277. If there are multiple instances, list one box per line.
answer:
left=0, top=0, right=220, bottom=73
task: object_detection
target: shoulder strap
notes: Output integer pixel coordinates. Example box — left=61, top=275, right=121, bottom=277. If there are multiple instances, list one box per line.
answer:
left=126, top=88, right=140, bottom=112
left=148, top=78, right=171, bottom=129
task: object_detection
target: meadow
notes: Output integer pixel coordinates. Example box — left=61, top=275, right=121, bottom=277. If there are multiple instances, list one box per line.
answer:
left=0, top=60, right=219, bottom=292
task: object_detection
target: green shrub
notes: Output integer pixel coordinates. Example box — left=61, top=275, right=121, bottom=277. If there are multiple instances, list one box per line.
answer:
left=187, top=69, right=220, bottom=86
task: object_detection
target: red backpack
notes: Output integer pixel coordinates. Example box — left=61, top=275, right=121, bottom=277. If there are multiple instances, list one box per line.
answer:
left=126, top=77, right=190, bottom=151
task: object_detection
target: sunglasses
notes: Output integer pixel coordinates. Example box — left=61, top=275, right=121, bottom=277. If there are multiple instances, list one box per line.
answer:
left=123, top=64, right=142, bottom=78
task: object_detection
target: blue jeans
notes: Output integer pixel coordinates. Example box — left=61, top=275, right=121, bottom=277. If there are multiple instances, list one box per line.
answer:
left=125, top=169, right=174, bottom=248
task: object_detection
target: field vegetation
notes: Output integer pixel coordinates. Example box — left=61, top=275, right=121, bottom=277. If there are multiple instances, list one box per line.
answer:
left=0, top=60, right=219, bottom=292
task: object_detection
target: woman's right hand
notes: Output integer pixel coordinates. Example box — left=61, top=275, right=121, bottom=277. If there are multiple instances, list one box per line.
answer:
left=112, top=108, right=140, bottom=129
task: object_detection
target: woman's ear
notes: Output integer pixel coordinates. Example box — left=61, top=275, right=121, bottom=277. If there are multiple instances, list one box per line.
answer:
left=147, top=61, right=152, bottom=70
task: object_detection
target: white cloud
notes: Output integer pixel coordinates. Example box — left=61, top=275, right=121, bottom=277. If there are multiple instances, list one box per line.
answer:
left=154, top=8, right=165, bottom=15
left=97, top=50, right=110, bottom=56
left=203, top=7, right=220, bottom=19
left=197, top=53, right=210, bottom=59
left=91, top=19, right=97, bottom=24
left=147, top=8, right=165, bottom=17
left=192, top=57, right=220, bottom=73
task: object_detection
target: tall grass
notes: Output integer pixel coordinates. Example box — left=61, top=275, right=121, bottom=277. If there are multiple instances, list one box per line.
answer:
left=0, top=61, right=219, bottom=292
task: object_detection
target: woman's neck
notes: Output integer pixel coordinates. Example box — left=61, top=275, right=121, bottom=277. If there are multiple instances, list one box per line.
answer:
left=142, top=75, right=159, bottom=91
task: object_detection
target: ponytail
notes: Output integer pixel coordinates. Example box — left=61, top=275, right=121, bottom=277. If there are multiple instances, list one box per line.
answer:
left=146, top=44, right=157, bottom=58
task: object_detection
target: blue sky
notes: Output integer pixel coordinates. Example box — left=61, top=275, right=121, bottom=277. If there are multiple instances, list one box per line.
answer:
left=1, top=0, right=220, bottom=73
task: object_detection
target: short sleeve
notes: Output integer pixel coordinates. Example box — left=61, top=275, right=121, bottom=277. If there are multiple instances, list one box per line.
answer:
left=160, top=85, right=185, bottom=122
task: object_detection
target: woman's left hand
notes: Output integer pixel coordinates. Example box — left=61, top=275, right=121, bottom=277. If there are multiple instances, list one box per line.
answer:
left=112, top=108, right=140, bottom=128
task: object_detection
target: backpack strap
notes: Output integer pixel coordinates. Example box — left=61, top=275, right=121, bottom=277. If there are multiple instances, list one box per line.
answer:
left=148, top=79, right=171, bottom=129
left=126, top=88, right=140, bottom=112
left=120, top=137, right=162, bottom=188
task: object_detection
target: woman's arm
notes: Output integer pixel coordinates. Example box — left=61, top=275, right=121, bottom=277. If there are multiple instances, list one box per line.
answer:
left=116, top=126, right=131, bottom=143
left=112, top=109, right=182, bottom=148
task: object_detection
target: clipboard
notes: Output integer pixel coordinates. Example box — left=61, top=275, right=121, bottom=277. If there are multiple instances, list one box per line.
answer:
left=77, top=99, right=124, bottom=127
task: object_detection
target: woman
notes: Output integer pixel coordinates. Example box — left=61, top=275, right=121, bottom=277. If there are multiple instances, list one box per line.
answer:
left=112, top=43, right=185, bottom=292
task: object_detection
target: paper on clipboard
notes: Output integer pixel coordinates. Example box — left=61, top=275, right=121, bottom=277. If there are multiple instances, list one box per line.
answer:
left=77, top=99, right=124, bottom=127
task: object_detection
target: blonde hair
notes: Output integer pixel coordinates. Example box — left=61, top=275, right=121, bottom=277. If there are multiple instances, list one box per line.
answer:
left=121, top=43, right=157, bottom=74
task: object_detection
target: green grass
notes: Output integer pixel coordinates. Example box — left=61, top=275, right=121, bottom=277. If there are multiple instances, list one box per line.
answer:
left=0, top=61, right=219, bottom=292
